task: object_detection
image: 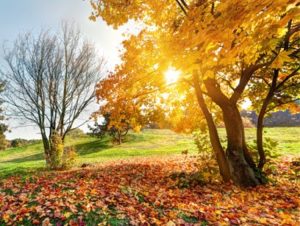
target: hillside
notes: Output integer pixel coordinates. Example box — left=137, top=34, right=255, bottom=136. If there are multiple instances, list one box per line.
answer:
left=241, top=110, right=300, bottom=127
left=1, top=128, right=300, bottom=178
left=0, top=130, right=196, bottom=178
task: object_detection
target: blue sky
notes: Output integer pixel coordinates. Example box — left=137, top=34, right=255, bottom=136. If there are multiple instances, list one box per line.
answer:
left=0, top=0, right=130, bottom=139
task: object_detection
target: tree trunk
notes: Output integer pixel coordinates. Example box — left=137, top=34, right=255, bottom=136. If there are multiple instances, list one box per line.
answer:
left=116, top=131, right=122, bottom=145
left=193, top=72, right=231, bottom=182
left=242, top=126, right=257, bottom=169
left=61, top=132, right=67, bottom=143
left=257, top=69, right=278, bottom=169
left=222, top=103, right=261, bottom=187
left=257, top=100, right=268, bottom=169
left=203, top=78, right=261, bottom=187
left=41, top=136, right=51, bottom=167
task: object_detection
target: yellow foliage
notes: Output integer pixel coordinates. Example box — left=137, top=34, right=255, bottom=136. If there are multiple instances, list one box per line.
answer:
left=271, top=51, right=293, bottom=69
left=89, top=0, right=299, bottom=133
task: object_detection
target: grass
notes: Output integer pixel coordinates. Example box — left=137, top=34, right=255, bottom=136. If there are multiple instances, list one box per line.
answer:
left=0, top=128, right=299, bottom=178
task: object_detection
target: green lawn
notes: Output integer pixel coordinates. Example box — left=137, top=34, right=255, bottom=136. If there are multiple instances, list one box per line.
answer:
left=0, top=128, right=299, bottom=178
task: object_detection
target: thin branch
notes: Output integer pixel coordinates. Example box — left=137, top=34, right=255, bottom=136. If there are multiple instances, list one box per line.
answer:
left=175, top=0, right=187, bottom=15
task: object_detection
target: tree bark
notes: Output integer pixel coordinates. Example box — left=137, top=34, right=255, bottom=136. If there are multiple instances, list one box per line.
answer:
left=118, top=132, right=122, bottom=145
left=242, top=126, right=257, bottom=169
left=222, top=103, right=260, bottom=187
left=257, top=99, right=268, bottom=169
left=257, top=69, right=279, bottom=169
left=115, top=130, right=122, bottom=145
left=193, top=72, right=231, bottom=182
left=41, top=135, right=51, bottom=166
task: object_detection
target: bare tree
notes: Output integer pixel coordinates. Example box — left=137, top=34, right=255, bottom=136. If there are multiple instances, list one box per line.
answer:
left=2, top=24, right=105, bottom=168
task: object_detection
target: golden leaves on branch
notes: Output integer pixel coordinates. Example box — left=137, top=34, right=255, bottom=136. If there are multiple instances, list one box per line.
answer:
left=271, top=51, right=294, bottom=69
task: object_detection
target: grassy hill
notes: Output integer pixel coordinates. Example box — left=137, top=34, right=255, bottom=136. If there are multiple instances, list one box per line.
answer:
left=0, top=128, right=299, bottom=178
left=0, top=130, right=196, bottom=178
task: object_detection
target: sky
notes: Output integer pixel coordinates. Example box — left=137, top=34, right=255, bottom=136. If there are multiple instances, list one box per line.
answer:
left=0, top=0, right=132, bottom=139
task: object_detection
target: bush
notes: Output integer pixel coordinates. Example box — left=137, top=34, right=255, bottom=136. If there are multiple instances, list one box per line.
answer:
left=249, top=136, right=279, bottom=166
left=47, top=131, right=78, bottom=170
left=61, top=146, right=78, bottom=170
left=66, top=128, right=86, bottom=139
left=9, top=139, right=40, bottom=148
left=0, top=133, right=8, bottom=151
left=10, top=139, right=28, bottom=148
left=88, top=113, right=130, bottom=144
left=192, top=128, right=220, bottom=182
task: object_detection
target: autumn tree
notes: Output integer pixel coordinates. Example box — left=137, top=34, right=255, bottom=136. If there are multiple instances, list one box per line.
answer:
left=90, top=0, right=299, bottom=186
left=248, top=20, right=300, bottom=169
left=0, top=81, right=8, bottom=150
left=2, top=24, right=105, bottom=169
left=94, top=71, right=137, bottom=144
left=93, top=67, right=165, bottom=144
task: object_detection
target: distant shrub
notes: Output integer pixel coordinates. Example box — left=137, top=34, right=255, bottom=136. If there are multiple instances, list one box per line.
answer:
left=0, top=134, right=8, bottom=151
left=242, top=117, right=255, bottom=128
left=9, top=139, right=40, bottom=148
left=88, top=114, right=129, bottom=144
left=88, top=121, right=107, bottom=139
left=66, top=128, right=86, bottom=139
left=10, top=139, right=26, bottom=147
left=61, top=146, right=78, bottom=170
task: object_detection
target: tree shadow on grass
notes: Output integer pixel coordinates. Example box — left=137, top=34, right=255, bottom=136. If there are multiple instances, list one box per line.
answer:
left=2, top=153, right=45, bottom=164
left=124, top=133, right=148, bottom=143
left=2, top=138, right=112, bottom=164
left=73, top=138, right=112, bottom=156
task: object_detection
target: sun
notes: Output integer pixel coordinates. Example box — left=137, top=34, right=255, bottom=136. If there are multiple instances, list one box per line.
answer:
left=241, top=98, right=252, bottom=110
left=164, top=67, right=181, bottom=85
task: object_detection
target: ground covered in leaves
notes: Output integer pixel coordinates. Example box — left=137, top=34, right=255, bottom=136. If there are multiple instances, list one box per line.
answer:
left=0, top=156, right=299, bottom=225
